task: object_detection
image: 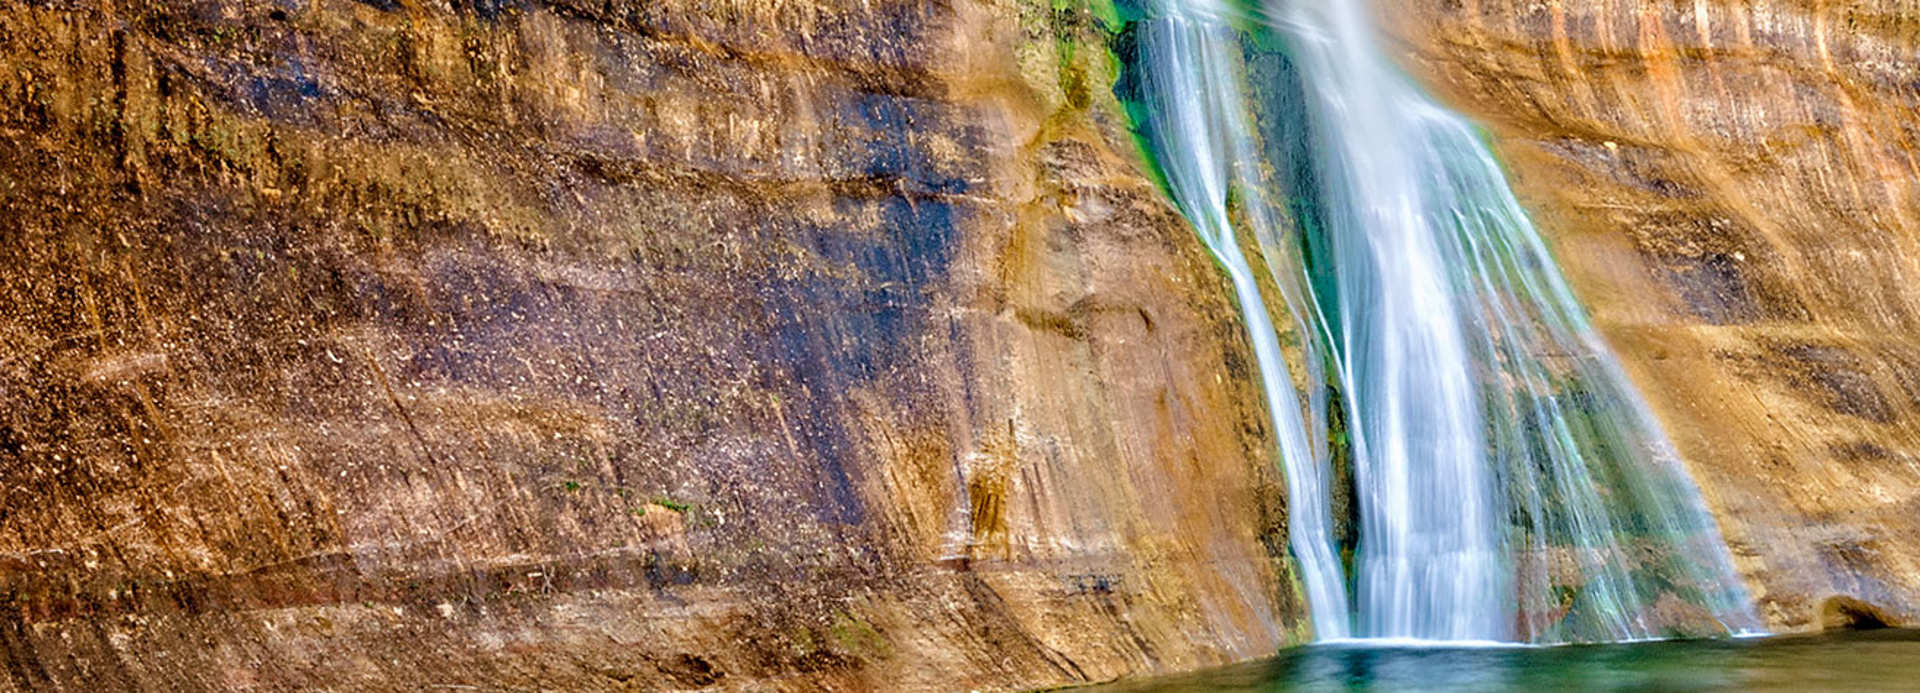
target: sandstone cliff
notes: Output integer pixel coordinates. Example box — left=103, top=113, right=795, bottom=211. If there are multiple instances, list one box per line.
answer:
left=0, top=0, right=1305, bottom=690
left=1383, top=0, right=1920, bottom=632
left=5, top=0, right=1919, bottom=689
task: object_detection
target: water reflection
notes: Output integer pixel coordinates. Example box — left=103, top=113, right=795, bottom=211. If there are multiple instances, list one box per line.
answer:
left=1095, top=629, right=1920, bottom=691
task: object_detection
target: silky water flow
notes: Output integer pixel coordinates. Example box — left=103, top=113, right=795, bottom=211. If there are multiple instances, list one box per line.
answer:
left=1125, top=0, right=1764, bottom=643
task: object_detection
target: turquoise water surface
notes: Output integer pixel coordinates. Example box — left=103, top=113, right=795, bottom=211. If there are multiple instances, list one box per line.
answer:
left=1090, top=629, right=1920, bottom=691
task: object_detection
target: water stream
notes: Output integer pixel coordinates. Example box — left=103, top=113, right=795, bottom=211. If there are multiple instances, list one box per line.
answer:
left=1092, top=629, right=1920, bottom=692
left=1122, top=0, right=1763, bottom=642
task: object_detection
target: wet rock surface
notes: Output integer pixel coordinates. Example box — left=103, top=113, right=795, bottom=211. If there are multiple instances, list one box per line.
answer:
left=10, top=0, right=1918, bottom=687
left=1383, top=0, right=1920, bottom=634
left=0, top=0, right=1304, bottom=689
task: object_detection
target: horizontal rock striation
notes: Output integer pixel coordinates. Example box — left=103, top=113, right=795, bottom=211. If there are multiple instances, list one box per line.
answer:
left=0, top=0, right=1304, bottom=689
left=1383, top=0, right=1920, bottom=633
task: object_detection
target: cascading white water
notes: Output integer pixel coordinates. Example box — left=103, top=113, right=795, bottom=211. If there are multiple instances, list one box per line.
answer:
left=1134, top=6, right=1353, bottom=638
left=1125, top=0, right=1764, bottom=642
left=1287, top=0, right=1508, bottom=641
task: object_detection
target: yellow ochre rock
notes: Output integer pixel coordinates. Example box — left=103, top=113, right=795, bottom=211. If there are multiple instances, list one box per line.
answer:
left=1382, top=0, right=1920, bottom=634
left=0, top=0, right=1303, bottom=690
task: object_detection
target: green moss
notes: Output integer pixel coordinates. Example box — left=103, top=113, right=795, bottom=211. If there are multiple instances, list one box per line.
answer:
left=827, top=612, right=891, bottom=660
left=1553, top=583, right=1579, bottom=609
left=1056, top=0, right=1124, bottom=28
left=787, top=626, right=819, bottom=658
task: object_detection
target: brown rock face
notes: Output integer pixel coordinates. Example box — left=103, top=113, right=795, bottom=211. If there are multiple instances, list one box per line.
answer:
left=0, top=0, right=1304, bottom=690
left=12, top=0, right=1910, bottom=685
left=1383, top=0, right=1920, bottom=632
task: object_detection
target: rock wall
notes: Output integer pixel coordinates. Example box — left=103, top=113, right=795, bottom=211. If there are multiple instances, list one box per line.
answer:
left=1383, top=0, right=1920, bottom=632
left=8, top=0, right=1914, bottom=687
left=0, top=0, right=1306, bottom=690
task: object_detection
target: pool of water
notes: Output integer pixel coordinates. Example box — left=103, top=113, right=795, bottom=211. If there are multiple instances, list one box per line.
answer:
left=1090, top=629, right=1920, bottom=691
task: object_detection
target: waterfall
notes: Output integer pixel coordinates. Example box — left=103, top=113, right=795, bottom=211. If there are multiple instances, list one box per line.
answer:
left=1134, top=6, right=1354, bottom=639
left=1123, top=0, right=1764, bottom=642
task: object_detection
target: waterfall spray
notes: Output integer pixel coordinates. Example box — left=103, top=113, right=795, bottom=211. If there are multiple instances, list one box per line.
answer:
left=1124, top=0, right=1764, bottom=642
left=1134, top=4, right=1353, bottom=638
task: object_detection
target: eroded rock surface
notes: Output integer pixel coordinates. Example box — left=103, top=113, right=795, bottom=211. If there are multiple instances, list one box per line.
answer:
left=10, top=0, right=1917, bottom=687
left=0, top=0, right=1305, bottom=689
left=1383, top=0, right=1920, bottom=632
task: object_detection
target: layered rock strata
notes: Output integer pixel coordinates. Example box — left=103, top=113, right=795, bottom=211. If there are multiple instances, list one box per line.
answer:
left=1383, top=0, right=1920, bottom=632
left=0, top=1, right=1304, bottom=689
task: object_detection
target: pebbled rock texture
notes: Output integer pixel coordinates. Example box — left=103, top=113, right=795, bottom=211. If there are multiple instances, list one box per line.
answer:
left=0, top=0, right=1305, bottom=690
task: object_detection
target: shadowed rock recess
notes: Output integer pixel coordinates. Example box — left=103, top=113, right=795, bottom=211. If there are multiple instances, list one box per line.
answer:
left=0, top=0, right=1307, bottom=689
